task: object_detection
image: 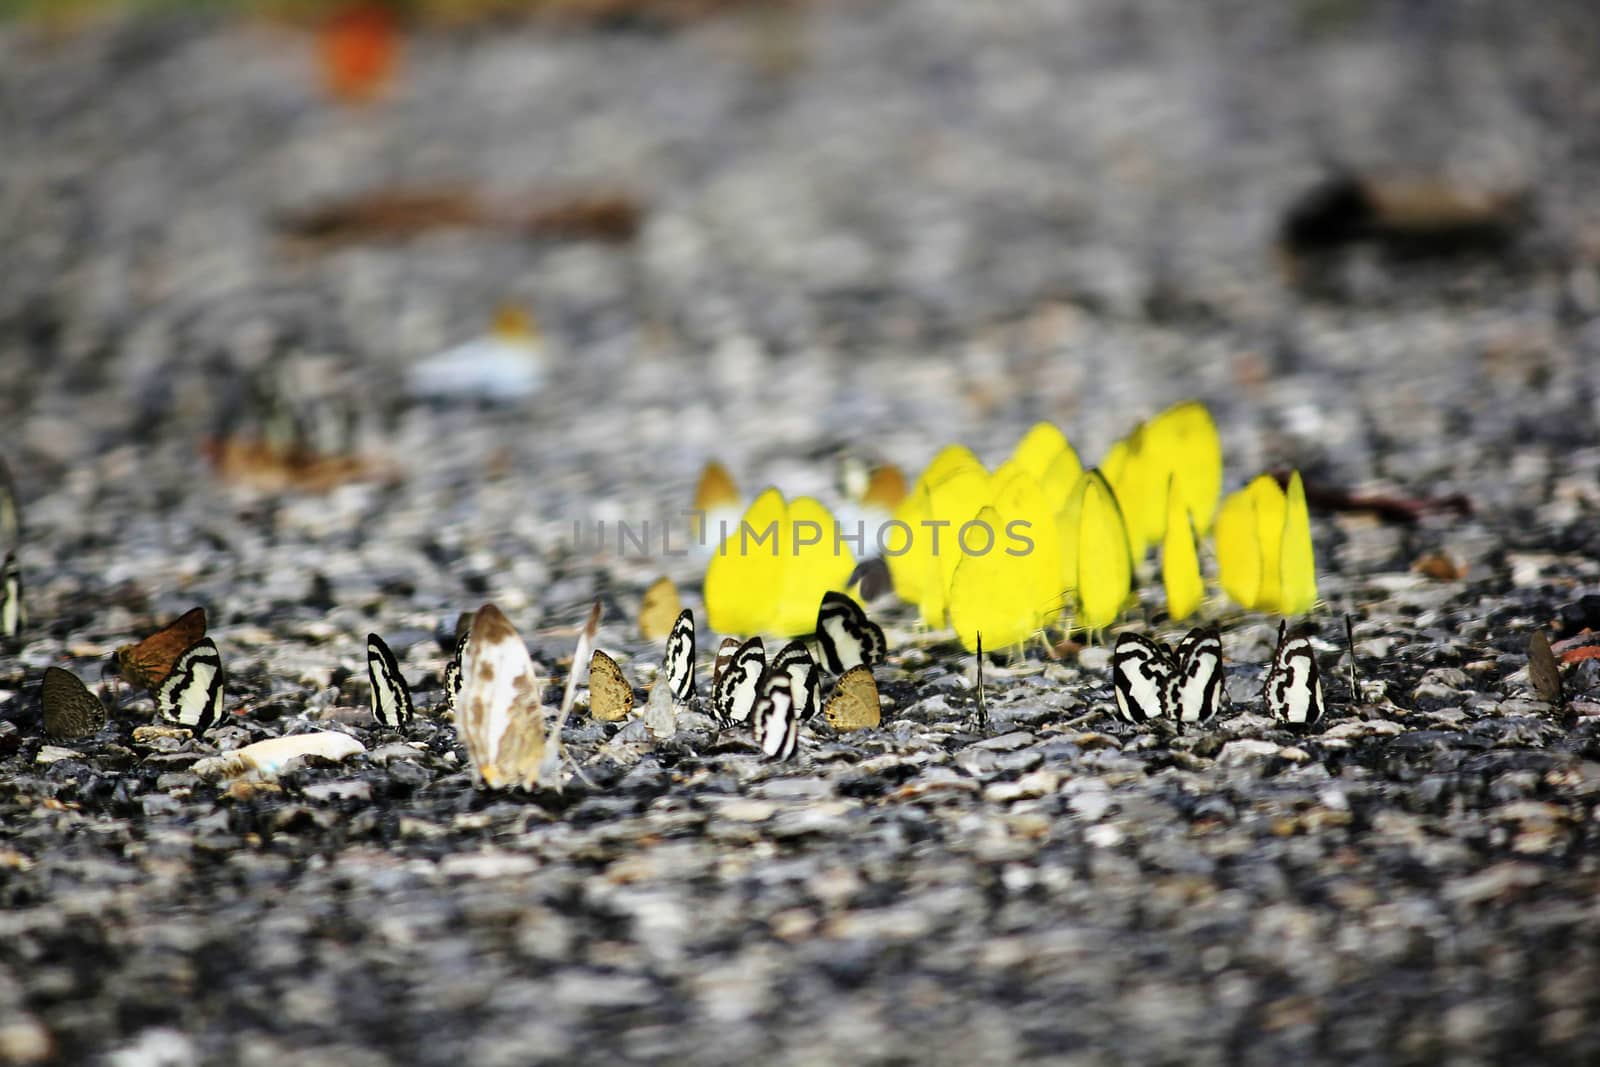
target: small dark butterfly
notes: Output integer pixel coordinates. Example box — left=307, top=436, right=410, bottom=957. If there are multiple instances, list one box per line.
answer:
left=1528, top=630, right=1564, bottom=706
left=41, top=667, right=107, bottom=740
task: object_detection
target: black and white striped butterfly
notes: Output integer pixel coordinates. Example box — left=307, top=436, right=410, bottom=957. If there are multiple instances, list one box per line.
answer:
left=815, top=591, right=886, bottom=675
left=1, top=552, right=21, bottom=640
left=1112, top=628, right=1226, bottom=723
left=0, top=457, right=19, bottom=553
left=712, top=636, right=765, bottom=726
left=662, top=609, right=695, bottom=703
left=1262, top=621, right=1324, bottom=725
left=751, top=668, right=799, bottom=761
left=156, top=638, right=225, bottom=732
left=771, top=640, right=821, bottom=721
left=1170, top=628, right=1225, bottom=723
left=439, top=617, right=471, bottom=715
left=1112, top=633, right=1175, bottom=722
left=367, top=633, right=414, bottom=727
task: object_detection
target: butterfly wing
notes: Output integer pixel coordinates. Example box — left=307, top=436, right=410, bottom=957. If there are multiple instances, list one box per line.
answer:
left=155, top=638, right=225, bottom=733
left=752, top=670, right=799, bottom=761
left=0, top=458, right=19, bottom=552
left=457, top=604, right=547, bottom=789
left=439, top=624, right=470, bottom=715
left=1172, top=627, right=1225, bottom=722
left=663, top=609, right=695, bottom=704
left=714, top=637, right=766, bottom=726
left=772, top=641, right=821, bottom=721
left=1, top=552, right=21, bottom=640
left=1528, top=630, right=1564, bottom=705
left=823, top=665, right=881, bottom=732
left=1263, top=621, right=1325, bottom=725
left=816, top=591, right=887, bottom=674
left=1074, top=470, right=1133, bottom=631
left=41, top=667, right=107, bottom=740
left=366, top=633, right=414, bottom=727
left=1112, top=632, right=1175, bottom=722
left=711, top=637, right=739, bottom=691
left=588, top=650, right=635, bottom=722
left=1278, top=471, right=1318, bottom=616
left=638, top=577, right=683, bottom=641
left=118, top=607, right=208, bottom=691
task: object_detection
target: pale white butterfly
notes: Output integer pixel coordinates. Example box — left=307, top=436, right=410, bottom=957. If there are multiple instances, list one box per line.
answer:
left=455, top=604, right=553, bottom=790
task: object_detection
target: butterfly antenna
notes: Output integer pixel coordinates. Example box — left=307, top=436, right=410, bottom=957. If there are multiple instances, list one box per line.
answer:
left=544, top=600, right=602, bottom=789
left=975, top=632, right=988, bottom=731
left=1344, top=613, right=1359, bottom=700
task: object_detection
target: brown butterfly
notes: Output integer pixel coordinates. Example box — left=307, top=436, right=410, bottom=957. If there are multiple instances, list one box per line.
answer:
left=823, top=665, right=881, bottom=732
left=588, top=649, right=634, bottom=722
left=1529, top=630, right=1564, bottom=706
left=41, top=667, right=108, bottom=740
left=115, top=607, right=207, bottom=691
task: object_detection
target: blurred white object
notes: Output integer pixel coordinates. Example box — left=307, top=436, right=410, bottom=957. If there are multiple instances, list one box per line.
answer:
left=408, top=307, right=547, bottom=402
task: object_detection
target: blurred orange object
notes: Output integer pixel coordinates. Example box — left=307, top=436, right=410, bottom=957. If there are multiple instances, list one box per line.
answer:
left=320, top=3, right=399, bottom=104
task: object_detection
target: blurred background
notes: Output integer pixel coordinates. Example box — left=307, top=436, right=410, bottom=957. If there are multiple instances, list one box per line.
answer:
left=1, top=0, right=1597, bottom=575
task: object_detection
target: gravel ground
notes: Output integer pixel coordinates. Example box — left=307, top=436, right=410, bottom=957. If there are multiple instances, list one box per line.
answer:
left=3, top=1, right=1600, bottom=1063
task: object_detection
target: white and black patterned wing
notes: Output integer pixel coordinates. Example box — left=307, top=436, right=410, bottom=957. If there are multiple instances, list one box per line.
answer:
left=713, top=637, right=765, bottom=726
left=772, top=640, right=821, bottom=720
left=367, top=633, right=414, bottom=727
left=816, top=591, right=887, bottom=674
left=1172, top=627, right=1225, bottom=723
left=663, top=609, right=695, bottom=703
left=156, top=638, right=225, bottom=733
left=752, top=669, right=799, bottom=761
left=0, top=457, right=19, bottom=553
left=1, top=552, right=21, bottom=640
left=1112, top=632, right=1175, bottom=722
left=1263, top=621, right=1324, bottom=725
left=711, top=637, right=739, bottom=691
left=439, top=626, right=470, bottom=714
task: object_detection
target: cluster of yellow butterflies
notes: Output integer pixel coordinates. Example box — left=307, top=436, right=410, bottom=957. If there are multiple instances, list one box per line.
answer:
left=698, top=401, right=1318, bottom=653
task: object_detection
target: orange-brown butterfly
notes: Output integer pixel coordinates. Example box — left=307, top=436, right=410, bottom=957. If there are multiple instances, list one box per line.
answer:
left=115, top=607, right=207, bottom=692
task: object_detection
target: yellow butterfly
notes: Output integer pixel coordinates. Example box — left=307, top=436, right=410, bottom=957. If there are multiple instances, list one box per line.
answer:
left=1216, top=471, right=1317, bottom=615
left=637, top=576, right=683, bottom=641
left=1061, top=469, right=1132, bottom=632
left=1161, top=476, right=1204, bottom=622
left=704, top=488, right=855, bottom=637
